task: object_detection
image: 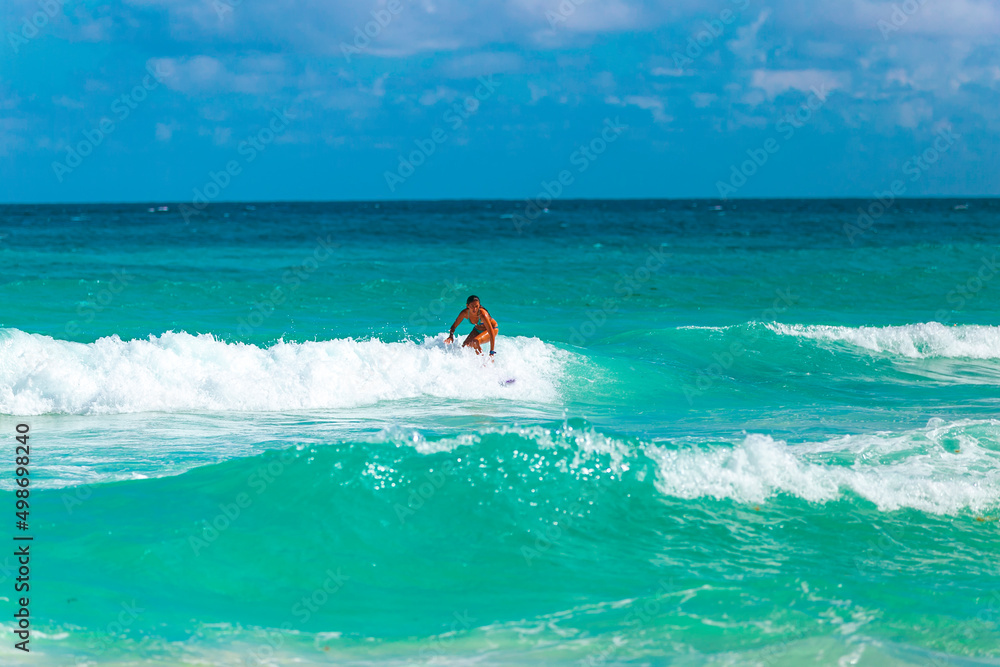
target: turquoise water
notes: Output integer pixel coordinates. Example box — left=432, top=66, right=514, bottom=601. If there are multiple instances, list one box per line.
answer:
left=0, top=200, right=998, bottom=665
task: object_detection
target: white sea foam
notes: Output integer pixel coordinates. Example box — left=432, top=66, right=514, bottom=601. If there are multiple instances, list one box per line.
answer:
left=0, top=329, right=567, bottom=415
left=646, top=421, right=1000, bottom=514
left=767, top=322, right=1000, bottom=359
left=389, top=420, right=1000, bottom=516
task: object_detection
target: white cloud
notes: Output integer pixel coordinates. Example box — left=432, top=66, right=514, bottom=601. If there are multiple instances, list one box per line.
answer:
left=897, top=99, right=933, bottom=128
left=155, top=121, right=180, bottom=141
left=885, top=68, right=913, bottom=88
left=117, top=0, right=658, bottom=58
left=10, top=0, right=1000, bottom=159
left=149, top=55, right=289, bottom=95
left=419, top=86, right=459, bottom=106
left=369, top=73, right=389, bottom=98
left=728, top=9, right=771, bottom=64
left=651, top=67, right=689, bottom=77
left=851, top=0, right=1000, bottom=38
left=749, top=68, right=847, bottom=99
left=527, top=81, right=548, bottom=104
left=94, top=0, right=1000, bottom=69
left=538, top=0, right=642, bottom=33
left=76, top=14, right=114, bottom=41
left=622, top=95, right=671, bottom=123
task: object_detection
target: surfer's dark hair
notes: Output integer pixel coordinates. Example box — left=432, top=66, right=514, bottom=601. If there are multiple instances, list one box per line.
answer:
left=466, top=295, right=480, bottom=305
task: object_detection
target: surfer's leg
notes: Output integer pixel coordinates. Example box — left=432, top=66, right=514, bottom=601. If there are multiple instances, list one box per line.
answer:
left=462, top=330, right=482, bottom=351
left=472, top=326, right=495, bottom=353
left=463, top=324, right=496, bottom=353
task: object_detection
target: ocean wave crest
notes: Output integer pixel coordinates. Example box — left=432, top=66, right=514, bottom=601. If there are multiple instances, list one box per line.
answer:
left=648, top=420, right=1000, bottom=514
left=0, top=329, right=566, bottom=415
left=767, top=322, right=1000, bottom=359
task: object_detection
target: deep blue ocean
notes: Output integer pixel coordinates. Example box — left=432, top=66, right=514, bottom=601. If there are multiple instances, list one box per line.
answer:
left=0, top=199, right=998, bottom=665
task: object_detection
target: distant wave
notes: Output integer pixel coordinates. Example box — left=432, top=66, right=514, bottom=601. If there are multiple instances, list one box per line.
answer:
left=678, top=322, right=1000, bottom=360
left=0, top=329, right=567, bottom=415
left=647, top=420, right=1000, bottom=515
left=767, top=322, right=1000, bottom=359
left=502, top=419, right=1000, bottom=515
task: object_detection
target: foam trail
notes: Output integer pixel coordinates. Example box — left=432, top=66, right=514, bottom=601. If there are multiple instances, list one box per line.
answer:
left=768, top=322, right=1000, bottom=359
left=0, top=329, right=566, bottom=415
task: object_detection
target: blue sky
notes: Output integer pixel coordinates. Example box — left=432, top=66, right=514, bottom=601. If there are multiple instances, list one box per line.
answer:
left=1, top=0, right=998, bottom=203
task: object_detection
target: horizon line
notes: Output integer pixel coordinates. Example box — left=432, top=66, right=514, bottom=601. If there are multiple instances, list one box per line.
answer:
left=1, top=195, right=997, bottom=207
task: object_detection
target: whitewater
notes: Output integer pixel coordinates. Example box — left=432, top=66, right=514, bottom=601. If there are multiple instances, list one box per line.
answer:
left=0, top=329, right=565, bottom=414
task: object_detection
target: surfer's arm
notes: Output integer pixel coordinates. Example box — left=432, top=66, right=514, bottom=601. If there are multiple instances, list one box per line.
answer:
left=445, top=310, right=466, bottom=342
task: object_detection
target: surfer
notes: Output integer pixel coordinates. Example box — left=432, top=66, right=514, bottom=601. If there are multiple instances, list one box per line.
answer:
left=445, top=295, right=497, bottom=356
